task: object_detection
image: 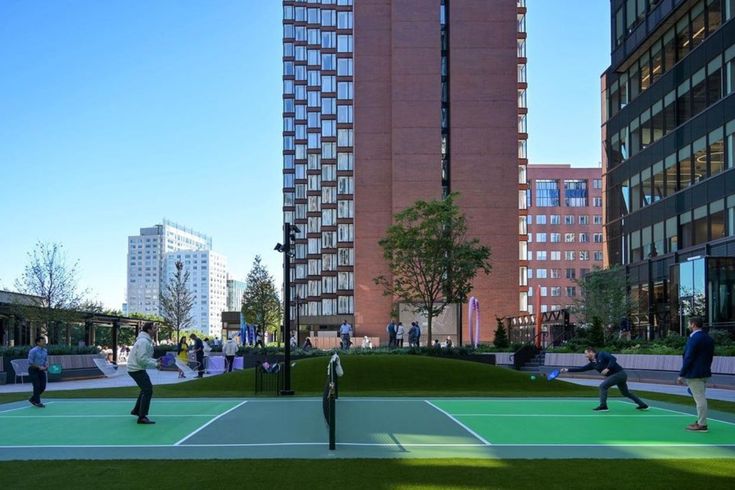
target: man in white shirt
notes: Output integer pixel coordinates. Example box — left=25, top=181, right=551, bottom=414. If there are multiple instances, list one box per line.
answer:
left=222, top=337, right=239, bottom=373
left=339, top=320, right=353, bottom=350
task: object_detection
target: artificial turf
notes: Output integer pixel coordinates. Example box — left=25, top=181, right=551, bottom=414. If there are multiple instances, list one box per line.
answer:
left=0, top=459, right=733, bottom=490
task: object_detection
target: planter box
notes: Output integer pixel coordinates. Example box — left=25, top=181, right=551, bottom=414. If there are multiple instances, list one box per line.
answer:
left=544, top=353, right=735, bottom=375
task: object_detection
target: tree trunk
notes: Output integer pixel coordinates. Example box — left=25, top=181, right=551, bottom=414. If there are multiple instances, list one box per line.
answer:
left=427, top=311, right=433, bottom=347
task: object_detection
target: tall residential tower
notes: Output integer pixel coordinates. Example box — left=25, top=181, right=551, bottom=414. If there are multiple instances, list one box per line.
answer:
left=283, top=0, right=526, bottom=343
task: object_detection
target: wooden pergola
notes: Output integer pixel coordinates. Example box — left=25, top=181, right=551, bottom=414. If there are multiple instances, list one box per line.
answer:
left=0, top=291, right=147, bottom=364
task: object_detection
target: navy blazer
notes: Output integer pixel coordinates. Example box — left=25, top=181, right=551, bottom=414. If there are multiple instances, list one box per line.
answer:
left=679, top=330, right=715, bottom=378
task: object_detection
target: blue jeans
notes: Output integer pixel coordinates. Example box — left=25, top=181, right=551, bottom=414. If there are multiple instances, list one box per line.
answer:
left=599, top=370, right=645, bottom=407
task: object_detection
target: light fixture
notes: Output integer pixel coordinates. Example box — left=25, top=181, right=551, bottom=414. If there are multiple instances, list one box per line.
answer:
left=274, top=243, right=284, bottom=253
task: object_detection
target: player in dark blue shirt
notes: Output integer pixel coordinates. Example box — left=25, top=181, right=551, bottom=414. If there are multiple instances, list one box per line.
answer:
left=561, top=346, right=649, bottom=412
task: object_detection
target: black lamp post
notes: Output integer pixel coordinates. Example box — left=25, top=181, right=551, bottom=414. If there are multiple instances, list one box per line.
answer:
left=275, top=222, right=299, bottom=396
left=295, top=295, right=301, bottom=347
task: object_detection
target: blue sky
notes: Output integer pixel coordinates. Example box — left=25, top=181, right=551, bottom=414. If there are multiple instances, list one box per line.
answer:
left=0, top=0, right=610, bottom=309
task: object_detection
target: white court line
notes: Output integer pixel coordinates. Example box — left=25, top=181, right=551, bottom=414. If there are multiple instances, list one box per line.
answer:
left=619, top=400, right=735, bottom=427
left=0, top=405, right=36, bottom=415
left=44, top=399, right=247, bottom=403
left=173, top=401, right=248, bottom=446
left=0, top=442, right=733, bottom=449
left=0, top=414, right=215, bottom=419
left=454, top=414, right=686, bottom=418
left=424, top=400, right=492, bottom=446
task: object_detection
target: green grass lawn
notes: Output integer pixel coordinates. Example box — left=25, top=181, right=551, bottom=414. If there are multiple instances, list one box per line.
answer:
left=1, top=459, right=733, bottom=490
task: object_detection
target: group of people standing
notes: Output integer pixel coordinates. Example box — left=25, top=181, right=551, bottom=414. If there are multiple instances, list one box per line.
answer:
left=386, top=320, right=422, bottom=347
left=176, top=334, right=210, bottom=378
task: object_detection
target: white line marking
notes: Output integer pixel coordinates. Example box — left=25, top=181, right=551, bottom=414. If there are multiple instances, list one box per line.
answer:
left=0, top=405, right=35, bottom=414
left=618, top=400, right=735, bottom=427
left=0, top=414, right=215, bottom=419
left=454, top=414, right=686, bottom=418
left=0, top=442, right=733, bottom=449
left=173, top=401, right=248, bottom=446
left=424, top=400, right=492, bottom=446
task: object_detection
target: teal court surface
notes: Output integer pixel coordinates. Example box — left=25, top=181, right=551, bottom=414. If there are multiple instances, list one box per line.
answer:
left=1, top=398, right=734, bottom=460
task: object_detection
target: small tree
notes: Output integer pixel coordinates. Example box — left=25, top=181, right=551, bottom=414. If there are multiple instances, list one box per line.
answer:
left=588, top=317, right=605, bottom=347
left=241, top=256, right=281, bottom=338
left=159, top=261, right=194, bottom=343
left=375, top=193, right=492, bottom=343
left=14, top=241, right=87, bottom=341
left=574, top=265, right=630, bottom=332
left=493, top=317, right=509, bottom=349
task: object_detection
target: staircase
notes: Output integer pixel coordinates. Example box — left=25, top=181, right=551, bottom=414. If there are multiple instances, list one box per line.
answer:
left=519, top=351, right=546, bottom=373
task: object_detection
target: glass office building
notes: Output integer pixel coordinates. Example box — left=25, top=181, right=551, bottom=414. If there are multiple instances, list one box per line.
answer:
left=602, top=0, right=735, bottom=334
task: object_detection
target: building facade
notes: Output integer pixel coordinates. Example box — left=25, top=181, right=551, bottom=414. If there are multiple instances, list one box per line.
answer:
left=526, top=164, right=604, bottom=316
left=602, top=0, right=735, bottom=335
left=163, top=251, right=228, bottom=339
left=227, top=277, right=247, bottom=312
left=283, top=0, right=526, bottom=343
left=127, top=220, right=228, bottom=337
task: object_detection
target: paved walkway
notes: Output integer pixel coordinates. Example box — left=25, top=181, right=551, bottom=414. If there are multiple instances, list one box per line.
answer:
left=0, top=366, right=224, bottom=394
left=559, top=377, right=735, bottom=402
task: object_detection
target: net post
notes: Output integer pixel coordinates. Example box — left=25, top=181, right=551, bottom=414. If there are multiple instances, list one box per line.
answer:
left=328, top=385, right=336, bottom=450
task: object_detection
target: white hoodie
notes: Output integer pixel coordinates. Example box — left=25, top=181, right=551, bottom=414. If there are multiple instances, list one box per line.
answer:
left=127, top=332, right=158, bottom=372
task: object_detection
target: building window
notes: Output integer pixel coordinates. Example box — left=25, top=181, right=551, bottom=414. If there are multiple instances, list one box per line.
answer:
left=593, top=197, right=603, bottom=207
left=535, top=180, right=560, bottom=207
left=565, top=268, right=576, bottom=279
left=578, top=216, right=589, bottom=225
left=536, top=269, right=547, bottom=279
left=536, top=251, right=547, bottom=260
left=566, top=286, right=577, bottom=297
left=564, top=180, right=588, bottom=207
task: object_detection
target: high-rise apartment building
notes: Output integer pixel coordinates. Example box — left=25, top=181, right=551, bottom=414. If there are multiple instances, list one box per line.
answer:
left=602, top=0, right=735, bottom=335
left=283, top=1, right=526, bottom=343
left=227, top=276, right=247, bottom=311
left=126, top=220, right=227, bottom=337
left=163, top=250, right=227, bottom=339
left=526, top=164, right=604, bottom=316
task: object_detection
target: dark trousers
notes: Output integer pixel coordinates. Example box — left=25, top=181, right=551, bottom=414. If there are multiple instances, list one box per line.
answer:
left=388, top=334, right=396, bottom=347
left=196, top=352, right=204, bottom=377
left=397, top=338, right=404, bottom=347
left=128, top=369, right=153, bottom=419
left=225, top=355, right=235, bottom=372
left=29, top=367, right=47, bottom=403
left=599, top=370, right=645, bottom=407
left=341, top=334, right=351, bottom=350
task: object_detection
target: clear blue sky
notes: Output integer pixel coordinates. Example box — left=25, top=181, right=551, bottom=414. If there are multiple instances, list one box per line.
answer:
left=0, top=0, right=610, bottom=309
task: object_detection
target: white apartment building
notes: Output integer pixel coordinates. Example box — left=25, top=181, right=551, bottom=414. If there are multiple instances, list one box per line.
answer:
left=163, top=250, right=227, bottom=339
left=126, top=219, right=226, bottom=337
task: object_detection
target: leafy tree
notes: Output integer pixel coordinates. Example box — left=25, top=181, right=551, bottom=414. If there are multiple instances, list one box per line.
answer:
left=588, top=317, right=606, bottom=347
left=375, top=193, right=492, bottom=343
left=574, top=265, right=631, bottom=339
left=159, top=260, right=194, bottom=343
left=14, top=241, right=87, bottom=341
left=241, top=256, right=282, bottom=338
left=493, top=317, right=509, bottom=349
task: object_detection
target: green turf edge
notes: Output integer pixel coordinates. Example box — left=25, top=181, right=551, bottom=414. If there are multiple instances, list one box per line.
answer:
left=0, top=459, right=733, bottom=490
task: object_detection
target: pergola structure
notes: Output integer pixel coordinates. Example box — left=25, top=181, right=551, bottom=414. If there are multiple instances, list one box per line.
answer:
left=0, top=290, right=147, bottom=364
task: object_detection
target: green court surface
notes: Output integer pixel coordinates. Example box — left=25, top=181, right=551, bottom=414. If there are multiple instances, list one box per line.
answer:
left=1, top=397, right=734, bottom=460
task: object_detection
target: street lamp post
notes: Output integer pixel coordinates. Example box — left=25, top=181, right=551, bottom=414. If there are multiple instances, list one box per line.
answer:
left=275, top=222, right=298, bottom=396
